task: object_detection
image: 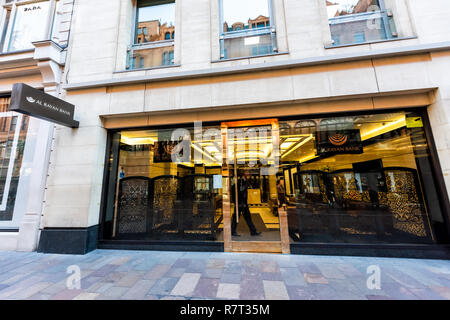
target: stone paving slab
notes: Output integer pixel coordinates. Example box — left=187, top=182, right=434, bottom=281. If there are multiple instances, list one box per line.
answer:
left=0, top=250, right=448, bottom=300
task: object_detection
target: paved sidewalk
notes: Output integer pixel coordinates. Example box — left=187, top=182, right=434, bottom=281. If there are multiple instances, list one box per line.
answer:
left=0, top=250, right=449, bottom=300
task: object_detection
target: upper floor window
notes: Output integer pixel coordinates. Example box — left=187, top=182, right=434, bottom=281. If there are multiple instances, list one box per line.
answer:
left=0, top=0, right=62, bottom=53
left=326, top=0, right=398, bottom=47
left=219, top=0, right=277, bottom=60
left=128, top=0, right=175, bottom=70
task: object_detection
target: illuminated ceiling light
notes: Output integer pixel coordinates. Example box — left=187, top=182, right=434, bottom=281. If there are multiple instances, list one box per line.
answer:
left=120, top=136, right=155, bottom=145
left=178, top=162, right=195, bottom=167
left=204, top=146, right=219, bottom=154
left=280, top=142, right=295, bottom=150
left=191, top=144, right=218, bottom=163
left=361, top=117, right=406, bottom=140
left=281, top=135, right=313, bottom=159
left=299, top=154, right=318, bottom=163
left=263, top=144, right=272, bottom=157
left=280, top=134, right=310, bottom=138
left=235, top=151, right=265, bottom=157
left=284, top=137, right=302, bottom=143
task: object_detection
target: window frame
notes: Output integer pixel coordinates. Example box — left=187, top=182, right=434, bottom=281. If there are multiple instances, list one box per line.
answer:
left=218, top=0, right=277, bottom=60
left=326, top=0, right=396, bottom=47
left=127, top=0, right=175, bottom=70
left=0, top=0, right=58, bottom=54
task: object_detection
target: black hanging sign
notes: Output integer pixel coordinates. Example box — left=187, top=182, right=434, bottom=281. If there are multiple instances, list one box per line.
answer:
left=316, top=129, right=363, bottom=156
left=9, top=83, right=79, bottom=128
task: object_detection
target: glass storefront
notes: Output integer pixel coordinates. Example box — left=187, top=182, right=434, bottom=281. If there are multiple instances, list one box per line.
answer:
left=100, top=109, right=448, bottom=250
left=0, top=97, right=30, bottom=221
left=280, top=111, right=443, bottom=244
left=103, top=124, right=224, bottom=242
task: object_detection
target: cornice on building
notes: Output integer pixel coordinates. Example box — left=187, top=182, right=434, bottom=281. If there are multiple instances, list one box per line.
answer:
left=63, top=41, right=450, bottom=91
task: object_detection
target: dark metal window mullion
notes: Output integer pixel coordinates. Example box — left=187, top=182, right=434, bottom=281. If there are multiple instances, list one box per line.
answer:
left=268, top=0, right=277, bottom=52
left=127, top=0, right=139, bottom=69
left=377, top=0, right=392, bottom=39
left=219, top=0, right=225, bottom=59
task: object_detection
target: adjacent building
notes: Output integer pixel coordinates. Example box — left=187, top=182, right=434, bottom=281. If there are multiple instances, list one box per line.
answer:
left=0, top=0, right=75, bottom=251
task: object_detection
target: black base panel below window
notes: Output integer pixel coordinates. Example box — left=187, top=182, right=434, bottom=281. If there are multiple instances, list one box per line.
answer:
left=38, top=225, right=98, bottom=255
left=98, top=240, right=224, bottom=252
left=290, top=243, right=450, bottom=260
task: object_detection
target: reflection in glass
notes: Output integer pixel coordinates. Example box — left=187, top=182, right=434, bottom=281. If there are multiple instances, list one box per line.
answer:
left=6, top=2, right=51, bottom=52
left=326, top=0, right=380, bottom=18
left=222, top=0, right=270, bottom=31
left=224, top=34, right=272, bottom=59
left=326, top=0, right=397, bottom=46
left=131, top=45, right=174, bottom=69
left=129, top=0, right=175, bottom=69
left=101, top=111, right=447, bottom=246
left=135, top=1, right=175, bottom=44
left=220, top=0, right=275, bottom=59
left=0, top=98, right=29, bottom=221
left=103, top=126, right=224, bottom=241
left=0, top=9, right=11, bottom=51
left=282, top=111, right=445, bottom=244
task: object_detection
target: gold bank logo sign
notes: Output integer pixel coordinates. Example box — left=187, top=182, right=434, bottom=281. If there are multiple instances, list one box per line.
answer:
left=328, top=133, right=348, bottom=146
left=316, top=129, right=363, bottom=156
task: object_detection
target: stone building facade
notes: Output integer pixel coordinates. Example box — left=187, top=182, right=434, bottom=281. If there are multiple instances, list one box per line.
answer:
left=13, top=0, right=450, bottom=257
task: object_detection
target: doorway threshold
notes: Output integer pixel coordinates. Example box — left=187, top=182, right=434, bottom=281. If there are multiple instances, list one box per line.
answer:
left=231, top=241, right=283, bottom=254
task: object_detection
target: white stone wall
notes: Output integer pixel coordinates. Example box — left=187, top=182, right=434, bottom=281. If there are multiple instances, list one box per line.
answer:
left=428, top=51, right=450, bottom=204
left=44, top=89, right=108, bottom=228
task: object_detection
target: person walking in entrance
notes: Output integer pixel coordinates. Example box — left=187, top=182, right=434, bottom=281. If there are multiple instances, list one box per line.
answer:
left=277, top=178, right=287, bottom=208
left=231, top=170, right=261, bottom=237
left=275, top=178, right=287, bottom=217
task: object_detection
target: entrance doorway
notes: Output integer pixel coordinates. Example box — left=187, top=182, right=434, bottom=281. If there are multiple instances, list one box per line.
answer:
left=221, top=119, right=290, bottom=253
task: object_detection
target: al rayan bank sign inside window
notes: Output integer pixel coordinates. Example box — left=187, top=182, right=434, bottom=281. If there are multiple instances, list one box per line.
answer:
left=9, top=83, right=79, bottom=128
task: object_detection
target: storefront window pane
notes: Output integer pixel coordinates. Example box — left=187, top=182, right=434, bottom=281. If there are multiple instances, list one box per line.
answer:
left=103, top=125, right=224, bottom=241
left=6, top=1, right=51, bottom=52
left=0, top=98, right=29, bottom=221
left=282, top=111, right=443, bottom=244
left=0, top=9, right=11, bottom=51
left=101, top=111, right=447, bottom=247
